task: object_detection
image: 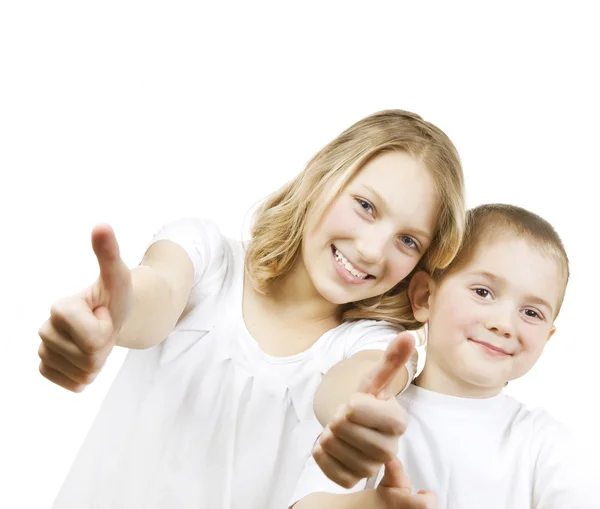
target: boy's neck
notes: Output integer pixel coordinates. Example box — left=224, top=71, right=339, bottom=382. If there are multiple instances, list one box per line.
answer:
left=415, top=361, right=504, bottom=399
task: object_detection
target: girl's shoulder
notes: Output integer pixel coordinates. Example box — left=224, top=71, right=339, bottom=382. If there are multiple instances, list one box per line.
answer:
left=150, top=216, right=244, bottom=301
left=316, top=319, right=409, bottom=373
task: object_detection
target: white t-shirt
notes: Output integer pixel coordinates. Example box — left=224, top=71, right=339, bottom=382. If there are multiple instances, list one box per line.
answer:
left=291, top=384, right=595, bottom=509
left=51, top=217, right=417, bottom=509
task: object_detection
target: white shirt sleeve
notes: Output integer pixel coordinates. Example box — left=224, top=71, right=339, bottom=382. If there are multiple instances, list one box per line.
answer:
left=289, top=455, right=367, bottom=508
left=531, top=410, right=596, bottom=509
left=149, top=216, right=227, bottom=293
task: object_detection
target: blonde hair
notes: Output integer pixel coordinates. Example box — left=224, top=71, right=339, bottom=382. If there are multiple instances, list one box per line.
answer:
left=434, top=203, right=570, bottom=316
left=245, top=109, right=465, bottom=328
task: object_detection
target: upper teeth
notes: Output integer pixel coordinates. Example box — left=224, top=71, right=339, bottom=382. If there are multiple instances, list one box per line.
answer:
left=334, top=248, right=368, bottom=279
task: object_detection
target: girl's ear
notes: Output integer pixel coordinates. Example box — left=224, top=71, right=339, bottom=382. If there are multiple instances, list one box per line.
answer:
left=408, top=271, right=434, bottom=323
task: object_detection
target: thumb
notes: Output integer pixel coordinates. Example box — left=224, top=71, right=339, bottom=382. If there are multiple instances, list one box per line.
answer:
left=416, top=490, right=438, bottom=508
left=379, top=458, right=412, bottom=493
left=358, top=331, right=415, bottom=398
left=90, top=224, right=132, bottom=329
left=91, top=224, right=130, bottom=295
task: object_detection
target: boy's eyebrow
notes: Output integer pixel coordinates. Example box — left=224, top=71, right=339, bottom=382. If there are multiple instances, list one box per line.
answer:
left=470, top=270, right=555, bottom=314
left=361, top=185, right=432, bottom=240
left=524, top=295, right=555, bottom=316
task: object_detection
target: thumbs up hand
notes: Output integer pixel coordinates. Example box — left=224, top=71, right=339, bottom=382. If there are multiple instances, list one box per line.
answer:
left=376, top=458, right=437, bottom=509
left=312, top=332, right=415, bottom=489
left=38, top=224, right=133, bottom=392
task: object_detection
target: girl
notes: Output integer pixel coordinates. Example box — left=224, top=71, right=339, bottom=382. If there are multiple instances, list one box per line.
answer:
left=38, top=110, right=465, bottom=509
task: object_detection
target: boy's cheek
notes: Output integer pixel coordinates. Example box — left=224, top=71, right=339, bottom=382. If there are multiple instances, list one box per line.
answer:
left=439, top=297, right=473, bottom=331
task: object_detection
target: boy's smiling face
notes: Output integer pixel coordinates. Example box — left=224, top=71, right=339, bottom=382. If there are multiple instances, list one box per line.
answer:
left=412, top=236, right=565, bottom=397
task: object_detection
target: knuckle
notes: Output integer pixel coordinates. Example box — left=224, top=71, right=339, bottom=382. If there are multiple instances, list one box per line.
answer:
left=340, top=475, right=358, bottom=489
left=38, top=321, right=51, bottom=340
left=348, top=393, right=364, bottom=410
left=329, top=418, right=344, bottom=434
left=81, top=353, right=103, bottom=373
left=38, top=362, right=48, bottom=378
left=50, top=298, right=72, bottom=322
left=80, top=372, right=96, bottom=385
left=312, top=446, right=324, bottom=462
left=364, top=463, right=380, bottom=477
left=390, top=417, right=407, bottom=436
left=37, top=343, right=48, bottom=361
left=77, top=335, right=100, bottom=354
left=373, top=443, right=395, bottom=463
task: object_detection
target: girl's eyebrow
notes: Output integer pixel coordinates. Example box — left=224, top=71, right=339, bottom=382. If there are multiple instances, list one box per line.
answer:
left=361, top=185, right=432, bottom=240
left=362, top=184, right=391, bottom=216
left=469, top=270, right=554, bottom=315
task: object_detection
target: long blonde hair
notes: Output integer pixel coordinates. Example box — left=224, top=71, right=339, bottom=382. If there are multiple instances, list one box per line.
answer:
left=245, top=110, right=465, bottom=329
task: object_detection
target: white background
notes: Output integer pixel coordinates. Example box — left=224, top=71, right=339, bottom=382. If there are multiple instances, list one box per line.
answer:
left=1, top=2, right=598, bottom=507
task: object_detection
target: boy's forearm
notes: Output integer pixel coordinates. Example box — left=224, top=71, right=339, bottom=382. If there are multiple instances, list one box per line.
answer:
left=292, top=490, right=386, bottom=509
left=313, top=351, right=409, bottom=426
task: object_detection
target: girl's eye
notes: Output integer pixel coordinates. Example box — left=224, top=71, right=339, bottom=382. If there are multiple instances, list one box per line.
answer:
left=356, top=198, right=374, bottom=215
left=523, top=309, right=542, bottom=320
left=474, top=288, right=492, bottom=299
left=400, top=235, right=418, bottom=250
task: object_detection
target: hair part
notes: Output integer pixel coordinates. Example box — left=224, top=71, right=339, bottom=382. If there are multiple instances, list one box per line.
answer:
left=245, top=109, right=465, bottom=329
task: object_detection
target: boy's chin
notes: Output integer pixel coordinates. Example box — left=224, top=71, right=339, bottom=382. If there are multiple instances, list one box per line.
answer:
left=462, top=372, right=509, bottom=395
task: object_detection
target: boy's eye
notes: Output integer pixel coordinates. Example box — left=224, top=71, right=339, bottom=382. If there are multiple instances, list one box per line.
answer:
left=474, top=288, right=491, bottom=299
left=356, top=198, right=374, bottom=215
left=523, top=309, right=542, bottom=320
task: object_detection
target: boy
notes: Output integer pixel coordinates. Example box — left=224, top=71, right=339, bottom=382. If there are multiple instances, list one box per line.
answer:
left=291, top=204, right=594, bottom=508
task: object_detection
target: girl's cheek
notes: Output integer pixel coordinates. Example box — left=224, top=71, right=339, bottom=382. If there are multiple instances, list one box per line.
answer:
left=320, top=204, right=356, bottom=233
left=387, top=255, right=415, bottom=284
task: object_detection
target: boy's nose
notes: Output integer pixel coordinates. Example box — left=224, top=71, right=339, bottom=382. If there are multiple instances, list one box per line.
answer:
left=484, top=303, right=514, bottom=339
left=484, top=315, right=514, bottom=339
left=487, top=325, right=512, bottom=339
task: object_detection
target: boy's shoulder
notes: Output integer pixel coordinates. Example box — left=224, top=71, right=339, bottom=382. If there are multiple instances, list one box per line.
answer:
left=504, top=395, right=567, bottom=434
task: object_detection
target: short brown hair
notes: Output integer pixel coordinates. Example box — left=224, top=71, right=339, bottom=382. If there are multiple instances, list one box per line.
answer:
left=434, top=203, right=570, bottom=316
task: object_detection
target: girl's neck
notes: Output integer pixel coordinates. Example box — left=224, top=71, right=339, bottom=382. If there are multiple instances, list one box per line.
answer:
left=415, top=360, right=504, bottom=399
left=262, top=258, right=341, bottom=325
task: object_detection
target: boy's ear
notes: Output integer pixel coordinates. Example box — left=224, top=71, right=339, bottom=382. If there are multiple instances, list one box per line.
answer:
left=408, top=270, right=434, bottom=323
left=546, top=325, right=556, bottom=343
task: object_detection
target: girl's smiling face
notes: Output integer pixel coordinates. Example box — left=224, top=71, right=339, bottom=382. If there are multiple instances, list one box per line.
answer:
left=301, top=150, right=439, bottom=305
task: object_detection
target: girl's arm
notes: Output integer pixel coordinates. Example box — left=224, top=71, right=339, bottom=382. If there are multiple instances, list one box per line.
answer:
left=313, top=347, right=410, bottom=427
left=116, top=239, right=194, bottom=349
left=311, top=333, right=415, bottom=489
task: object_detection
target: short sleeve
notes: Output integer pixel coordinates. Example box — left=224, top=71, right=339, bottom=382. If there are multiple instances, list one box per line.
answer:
left=149, top=217, right=226, bottom=290
left=289, top=455, right=366, bottom=508
left=531, top=410, right=595, bottom=508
